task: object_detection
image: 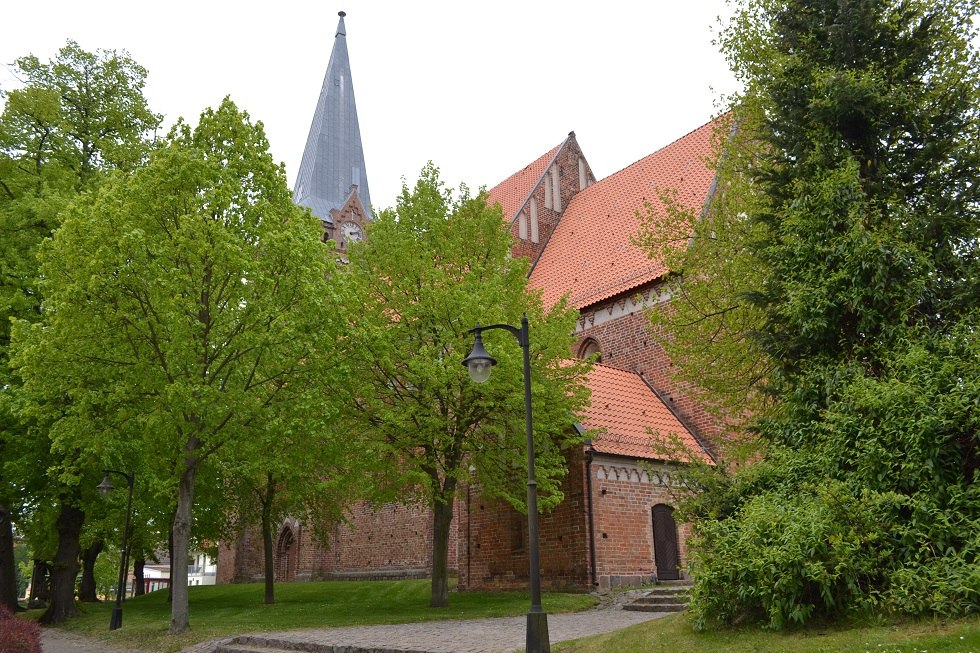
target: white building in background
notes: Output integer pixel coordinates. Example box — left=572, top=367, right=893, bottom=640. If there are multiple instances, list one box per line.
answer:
left=140, top=550, right=217, bottom=593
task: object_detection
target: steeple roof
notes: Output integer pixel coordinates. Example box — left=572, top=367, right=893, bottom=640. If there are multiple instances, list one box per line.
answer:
left=293, top=11, right=372, bottom=222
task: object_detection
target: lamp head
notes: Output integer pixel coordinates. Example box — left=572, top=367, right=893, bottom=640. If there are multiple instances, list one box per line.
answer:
left=97, top=472, right=114, bottom=497
left=462, top=329, right=497, bottom=383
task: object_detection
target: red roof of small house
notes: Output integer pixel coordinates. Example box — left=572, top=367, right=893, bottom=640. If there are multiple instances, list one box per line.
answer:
left=486, top=144, right=561, bottom=224
left=582, top=364, right=713, bottom=464
left=529, top=119, right=720, bottom=311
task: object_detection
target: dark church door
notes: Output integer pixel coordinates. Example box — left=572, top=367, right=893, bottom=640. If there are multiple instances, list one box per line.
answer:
left=651, top=504, right=680, bottom=580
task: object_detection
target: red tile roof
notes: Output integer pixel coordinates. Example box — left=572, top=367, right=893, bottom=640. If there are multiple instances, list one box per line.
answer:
left=529, top=119, right=720, bottom=310
left=485, top=144, right=560, bottom=224
left=582, top=364, right=712, bottom=464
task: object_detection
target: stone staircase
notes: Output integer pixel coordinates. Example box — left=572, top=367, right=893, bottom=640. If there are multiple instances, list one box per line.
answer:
left=621, top=581, right=692, bottom=613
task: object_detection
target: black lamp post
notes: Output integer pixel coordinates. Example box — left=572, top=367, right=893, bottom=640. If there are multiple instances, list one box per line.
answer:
left=97, top=469, right=135, bottom=631
left=462, top=313, right=550, bottom=653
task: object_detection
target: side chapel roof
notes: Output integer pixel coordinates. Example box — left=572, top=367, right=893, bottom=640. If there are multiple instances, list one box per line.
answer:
left=582, top=364, right=713, bottom=464
left=529, top=119, right=719, bottom=311
left=293, top=11, right=373, bottom=223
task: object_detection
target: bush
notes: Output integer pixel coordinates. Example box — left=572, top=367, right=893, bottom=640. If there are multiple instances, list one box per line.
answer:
left=688, top=480, right=893, bottom=630
left=0, top=606, right=42, bottom=653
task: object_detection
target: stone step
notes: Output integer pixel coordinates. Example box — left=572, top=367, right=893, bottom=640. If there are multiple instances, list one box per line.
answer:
left=631, top=595, right=688, bottom=606
left=621, top=583, right=693, bottom=613
left=622, top=602, right=687, bottom=613
left=644, top=587, right=691, bottom=597
left=214, top=637, right=355, bottom=653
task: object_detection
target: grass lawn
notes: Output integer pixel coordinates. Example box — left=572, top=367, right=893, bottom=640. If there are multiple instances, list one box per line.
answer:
left=554, top=611, right=980, bottom=653
left=28, top=579, right=596, bottom=652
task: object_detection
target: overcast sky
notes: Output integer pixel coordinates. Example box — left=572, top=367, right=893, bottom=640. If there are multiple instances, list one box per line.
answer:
left=1, top=1, right=740, bottom=212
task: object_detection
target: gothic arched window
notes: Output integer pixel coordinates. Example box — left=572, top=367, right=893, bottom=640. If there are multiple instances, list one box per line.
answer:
left=578, top=338, right=601, bottom=362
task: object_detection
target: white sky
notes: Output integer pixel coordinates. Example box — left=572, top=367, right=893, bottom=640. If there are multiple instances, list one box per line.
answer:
left=1, top=1, right=740, bottom=212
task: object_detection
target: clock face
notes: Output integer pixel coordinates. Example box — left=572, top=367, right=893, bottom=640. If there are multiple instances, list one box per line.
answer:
left=341, top=221, right=362, bottom=244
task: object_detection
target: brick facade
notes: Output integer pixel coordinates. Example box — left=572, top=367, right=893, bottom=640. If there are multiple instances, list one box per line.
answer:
left=508, top=135, right=595, bottom=267
left=458, top=444, right=694, bottom=592
left=458, top=446, right=591, bottom=591
left=218, top=500, right=458, bottom=583
left=589, top=455, right=691, bottom=590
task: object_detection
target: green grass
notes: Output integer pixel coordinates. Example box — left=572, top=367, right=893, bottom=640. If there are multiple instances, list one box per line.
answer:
left=554, top=611, right=980, bottom=653
left=29, top=579, right=596, bottom=652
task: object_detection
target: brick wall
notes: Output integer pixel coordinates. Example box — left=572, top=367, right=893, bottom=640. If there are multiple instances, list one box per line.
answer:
left=457, top=446, right=694, bottom=593
left=509, top=136, right=595, bottom=267
left=216, top=500, right=459, bottom=583
left=458, top=447, right=591, bottom=592
left=589, top=454, right=692, bottom=590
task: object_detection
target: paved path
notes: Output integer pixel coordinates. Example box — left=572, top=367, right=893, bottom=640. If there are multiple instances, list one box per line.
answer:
left=187, top=601, right=669, bottom=653
left=41, top=593, right=670, bottom=653
left=41, top=627, right=144, bottom=653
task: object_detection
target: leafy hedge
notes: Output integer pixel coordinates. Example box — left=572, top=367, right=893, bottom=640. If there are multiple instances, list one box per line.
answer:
left=686, top=328, right=980, bottom=628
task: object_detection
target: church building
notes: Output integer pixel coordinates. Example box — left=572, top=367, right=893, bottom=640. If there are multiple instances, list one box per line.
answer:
left=218, top=11, right=724, bottom=592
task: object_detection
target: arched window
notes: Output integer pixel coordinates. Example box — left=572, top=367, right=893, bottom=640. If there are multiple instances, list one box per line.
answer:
left=275, top=526, right=297, bottom=581
left=578, top=338, right=601, bottom=362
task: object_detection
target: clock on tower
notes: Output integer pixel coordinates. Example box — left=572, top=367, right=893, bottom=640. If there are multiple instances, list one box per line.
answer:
left=340, top=221, right=363, bottom=246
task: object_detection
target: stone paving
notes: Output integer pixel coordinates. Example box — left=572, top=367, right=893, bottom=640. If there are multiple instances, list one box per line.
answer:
left=193, top=598, right=669, bottom=653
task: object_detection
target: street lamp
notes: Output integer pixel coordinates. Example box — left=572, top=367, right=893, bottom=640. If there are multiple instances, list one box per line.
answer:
left=98, top=469, right=135, bottom=631
left=462, top=313, right=550, bottom=653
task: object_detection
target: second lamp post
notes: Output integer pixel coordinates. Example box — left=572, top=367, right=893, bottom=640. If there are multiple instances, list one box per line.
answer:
left=462, top=313, right=550, bottom=653
left=97, top=469, right=135, bottom=631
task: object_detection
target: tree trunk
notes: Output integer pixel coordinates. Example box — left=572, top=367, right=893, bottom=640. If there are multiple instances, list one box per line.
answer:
left=169, top=456, right=198, bottom=634
left=78, top=539, right=104, bottom=602
left=28, top=560, right=50, bottom=608
left=261, top=472, right=276, bottom=605
left=429, top=482, right=456, bottom=608
left=39, top=500, right=84, bottom=624
left=233, top=527, right=249, bottom=583
left=133, top=555, right=145, bottom=596
left=167, top=526, right=174, bottom=603
left=0, top=507, right=20, bottom=612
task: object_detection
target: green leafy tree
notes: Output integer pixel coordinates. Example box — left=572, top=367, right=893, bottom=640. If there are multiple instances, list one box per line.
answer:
left=666, top=0, right=980, bottom=628
left=341, top=163, right=591, bottom=607
left=10, top=97, right=345, bottom=633
left=0, top=40, right=159, bottom=621
left=634, top=116, right=772, bottom=456
left=221, top=411, right=362, bottom=605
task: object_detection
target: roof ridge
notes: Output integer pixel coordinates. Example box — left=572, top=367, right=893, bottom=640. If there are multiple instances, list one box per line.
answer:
left=600, top=115, right=718, bottom=182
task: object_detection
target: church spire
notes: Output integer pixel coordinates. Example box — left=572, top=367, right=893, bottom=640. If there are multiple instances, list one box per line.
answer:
left=293, top=10, right=373, bottom=221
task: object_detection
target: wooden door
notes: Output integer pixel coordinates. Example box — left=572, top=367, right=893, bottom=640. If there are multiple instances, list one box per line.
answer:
left=651, top=504, right=680, bottom=580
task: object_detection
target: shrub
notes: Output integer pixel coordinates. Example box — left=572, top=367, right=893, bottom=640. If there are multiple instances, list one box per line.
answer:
left=688, top=480, right=893, bottom=630
left=0, top=606, right=42, bottom=653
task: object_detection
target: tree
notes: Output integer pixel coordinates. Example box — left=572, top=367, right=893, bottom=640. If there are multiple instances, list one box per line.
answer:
left=221, top=419, right=359, bottom=605
left=0, top=40, right=160, bottom=623
left=10, top=97, right=345, bottom=633
left=634, top=115, right=772, bottom=453
left=662, top=0, right=980, bottom=628
left=341, top=164, right=591, bottom=607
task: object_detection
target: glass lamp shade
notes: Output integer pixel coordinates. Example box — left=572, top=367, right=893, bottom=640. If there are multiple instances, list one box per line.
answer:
left=97, top=474, right=114, bottom=497
left=462, top=331, right=497, bottom=384
left=467, top=358, right=494, bottom=383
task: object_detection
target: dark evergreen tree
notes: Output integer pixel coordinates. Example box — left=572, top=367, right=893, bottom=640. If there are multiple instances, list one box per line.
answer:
left=683, top=0, right=980, bottom=628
